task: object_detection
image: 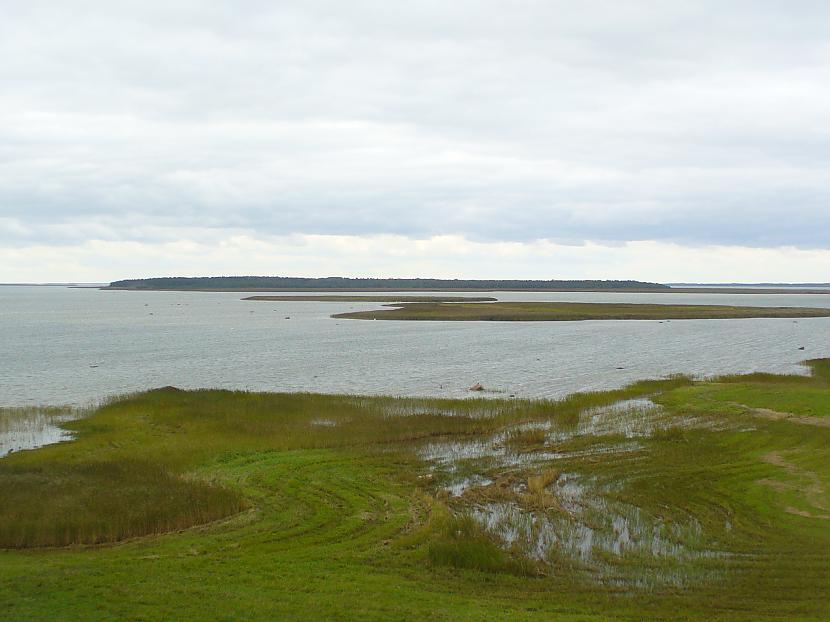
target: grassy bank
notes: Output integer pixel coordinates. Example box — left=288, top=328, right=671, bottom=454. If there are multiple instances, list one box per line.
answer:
left=333, top=301, right=830, bottom=321
left=2, top=365, right=830, bottom=620
left=243, top=295, right=497, bottom=302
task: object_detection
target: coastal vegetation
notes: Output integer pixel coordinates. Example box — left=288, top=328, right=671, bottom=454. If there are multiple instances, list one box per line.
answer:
left=333, top=301, right=830, bottom=321
left=105, top=276, right=670, bottom=291
left=243, top=295, right=497, bottom=302
left=2, top=363, right=830, bottom=620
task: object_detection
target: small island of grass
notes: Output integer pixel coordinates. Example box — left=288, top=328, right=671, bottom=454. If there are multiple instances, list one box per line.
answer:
left=243, top=295, right=497, bottom=302
left=333, top=301, right=830, bottom=321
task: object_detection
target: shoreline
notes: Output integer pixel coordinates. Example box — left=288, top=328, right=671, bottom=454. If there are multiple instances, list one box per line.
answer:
left=101, top=286, right=830, bottom=294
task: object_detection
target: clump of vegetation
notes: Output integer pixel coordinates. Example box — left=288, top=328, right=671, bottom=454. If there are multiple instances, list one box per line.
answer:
left=0, top=460, right=244, bottom=547
left=427, top=511, right=517, bottom=574
left=504, top=427, right=547, bottom=447
left=651, top=426, right=688, bottom=442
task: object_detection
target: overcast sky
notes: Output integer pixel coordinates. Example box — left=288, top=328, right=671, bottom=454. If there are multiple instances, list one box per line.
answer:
left=2, top=1, right=830, bottom=282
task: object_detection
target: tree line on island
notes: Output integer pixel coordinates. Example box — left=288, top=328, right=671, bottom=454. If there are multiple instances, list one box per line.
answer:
left=106, top=276, right=670, bottom=291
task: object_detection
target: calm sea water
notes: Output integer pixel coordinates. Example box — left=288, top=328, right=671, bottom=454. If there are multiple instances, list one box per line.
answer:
left=2, top=286, right=830, bottom=407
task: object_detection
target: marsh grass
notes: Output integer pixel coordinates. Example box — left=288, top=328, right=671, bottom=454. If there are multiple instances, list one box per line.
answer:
left=0, top=460, right=245, bottom=548
left=243, top=295, right=498, bottom=302
left=0, top=376, right=686, bottom=549
left=3, top=364, right=830, bottom=620
left=427, top=509, right=535, bottom=576
left=333, top=301, right=830, bottom=321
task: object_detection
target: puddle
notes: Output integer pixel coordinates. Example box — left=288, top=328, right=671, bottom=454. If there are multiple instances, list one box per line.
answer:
left=443, top=474, right=494, bottom=497
left=414, top=396, right=732, bottom=587
left=466, top=472, right=728, bottom=586
left=419, top=434, right=641, bottom=473
left=0, top=410, right=76, bottom=458
left=346, top=396, right=552, bottom=420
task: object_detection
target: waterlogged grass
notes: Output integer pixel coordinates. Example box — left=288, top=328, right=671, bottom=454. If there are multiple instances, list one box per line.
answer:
left=1, top=364, right=830, bottom=620
left=0, top=406, right=80, bottom=458
left=333, top=301, right=830, bottom=321
left=0, top=382, right=686, bottom=550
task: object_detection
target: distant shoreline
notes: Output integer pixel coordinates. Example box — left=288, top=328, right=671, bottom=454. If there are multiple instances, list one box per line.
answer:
left=102, top=286, right=830, bottom=295
left=242, top=295, right=498, bottom=302
left=102, top=276, right=670, bottom=292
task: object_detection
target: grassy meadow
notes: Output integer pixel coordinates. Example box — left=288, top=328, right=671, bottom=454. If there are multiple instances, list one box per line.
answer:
left=332, top=301, right=830, bottom=321
left=2, top=364, right=830, bottom=620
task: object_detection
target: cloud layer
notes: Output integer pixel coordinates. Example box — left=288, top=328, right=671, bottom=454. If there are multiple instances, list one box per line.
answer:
left=2, top=1, right=829, bottom=279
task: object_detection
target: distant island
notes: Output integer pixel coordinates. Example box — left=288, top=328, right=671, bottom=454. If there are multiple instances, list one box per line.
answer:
left=105, top=276, right=670, bottom=291
left=669, top=282, right=830, bottom=287
left=243, top=295, right=498, bottom=302
left=333, top=301, right=830, bottom=322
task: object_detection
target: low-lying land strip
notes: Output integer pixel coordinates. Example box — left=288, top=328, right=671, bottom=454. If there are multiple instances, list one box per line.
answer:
left=104, top=276, right=669, bottom=291
left=333, top=301, right=830, bottom=321
left=667, top=287, right=830, bottom=294
left=243, top=295, right=497, bottom=302
left=102, top=276, right=830, bottom=294
left=2, top=361, right=830, bottom=619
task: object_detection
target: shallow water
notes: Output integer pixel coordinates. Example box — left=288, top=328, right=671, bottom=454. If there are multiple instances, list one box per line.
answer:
left=0, top=410, right=75, bottom=458
left=2, top=285, right=829, bottom=407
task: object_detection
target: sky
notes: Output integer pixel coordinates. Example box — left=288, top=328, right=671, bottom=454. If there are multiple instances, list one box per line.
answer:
left=2, top=0, right=830, bottom=283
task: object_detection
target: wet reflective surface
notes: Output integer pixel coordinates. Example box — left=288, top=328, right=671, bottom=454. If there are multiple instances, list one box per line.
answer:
left=2, top=285, right=829, bottom=407
left=0, top=409, right=75, bottom=458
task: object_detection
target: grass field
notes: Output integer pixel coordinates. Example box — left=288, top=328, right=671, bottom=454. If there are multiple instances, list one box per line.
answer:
left=2, top=364, right=829, bottom=620
left=333, top=301, right=830, bottom=321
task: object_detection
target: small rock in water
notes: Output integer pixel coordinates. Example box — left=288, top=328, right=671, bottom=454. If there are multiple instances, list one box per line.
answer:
left=469, top=382, right=484, bottom=392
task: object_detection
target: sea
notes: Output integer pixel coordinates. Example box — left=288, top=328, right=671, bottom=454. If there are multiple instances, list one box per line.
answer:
left=2, top=285, right=829, bottom=408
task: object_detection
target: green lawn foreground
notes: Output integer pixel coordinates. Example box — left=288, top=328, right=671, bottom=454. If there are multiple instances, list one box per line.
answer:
left=2, top=363, right=830, bottom=621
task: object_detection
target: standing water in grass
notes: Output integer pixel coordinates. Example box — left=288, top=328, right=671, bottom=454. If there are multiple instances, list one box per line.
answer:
left=0, top=408, right=77, bottom=457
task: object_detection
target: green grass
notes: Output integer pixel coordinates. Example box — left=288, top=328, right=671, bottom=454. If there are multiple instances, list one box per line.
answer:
left=1, top=364, right=830, bottom=620
left=0, top=460, right=244, bottom=548
left=332, top=301, right=830, bottom=321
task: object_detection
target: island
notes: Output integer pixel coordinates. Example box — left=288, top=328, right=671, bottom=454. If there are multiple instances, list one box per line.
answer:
left=243, top=295, right=498, bottom=302
left=104, top=276, right=671, bottom=291
left=332, top=301, right=830, bottom=321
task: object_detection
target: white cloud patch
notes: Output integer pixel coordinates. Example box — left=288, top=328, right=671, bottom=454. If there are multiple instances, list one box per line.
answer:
left=1, top=1, right=830, bottom=280
left=3, top=234, right=830, bottom=284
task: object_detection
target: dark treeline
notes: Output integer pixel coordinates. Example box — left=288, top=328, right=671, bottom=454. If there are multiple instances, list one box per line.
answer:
left=107, top=276, right=670, bottom=290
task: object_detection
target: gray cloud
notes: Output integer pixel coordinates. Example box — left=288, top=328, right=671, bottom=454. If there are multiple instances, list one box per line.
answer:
left=2, top=0, right=830, bottom=251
